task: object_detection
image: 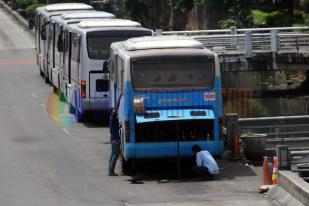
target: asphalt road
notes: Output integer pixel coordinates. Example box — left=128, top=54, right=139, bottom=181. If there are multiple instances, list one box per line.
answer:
left=0, top=7, right=277, bottom=206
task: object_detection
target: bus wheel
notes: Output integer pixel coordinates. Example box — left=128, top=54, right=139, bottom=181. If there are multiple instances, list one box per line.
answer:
left=69, top=103, right=75, bottom=114
left=39, top=70, right=44, bottom=77
left=59, top=90, right=65, bottom=102
left=53, top=86, right=58, bottom=94
left=121, top=156, right=134, bottom=175
left=45, top=75, right=49, bottom=84
left=75, top=107, right=84, bottom=122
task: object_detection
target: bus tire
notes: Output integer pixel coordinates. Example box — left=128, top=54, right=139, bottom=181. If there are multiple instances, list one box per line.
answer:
left=39, top=70, right=44, bottom=77
left=45, top=75, right=49, bottom=84
left=59, top=90, right=65, bottom=102
left=53, top=86, right=58, bottom=94
left=69, top=103, right=75, bottom=114
left=121, top=156, right=134, bottom=175
left=75, top=107, right=84, bottom=122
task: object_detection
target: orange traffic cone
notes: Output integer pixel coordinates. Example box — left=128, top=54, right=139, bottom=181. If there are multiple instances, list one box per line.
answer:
left=263, top=156, right=272, bottom=185
left=272, top=156, right=278, bottom=185
left=232, top=129, right=240, bottom=160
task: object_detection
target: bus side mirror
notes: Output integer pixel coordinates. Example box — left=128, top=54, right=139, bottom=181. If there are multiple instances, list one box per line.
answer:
left=41, top=25, right=46, bottom=40
left=28, top=18, right=34, bottom=30
left=103, top=60, right=109, bottom=72
left=57, top=39, right=64, bottom=52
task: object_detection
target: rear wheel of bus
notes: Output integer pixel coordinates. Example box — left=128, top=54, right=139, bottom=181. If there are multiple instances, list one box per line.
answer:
left=75, top=105, right=84, bottom=122
left=59, top=90, right=65, bottom=102
left=121, top=156, right=134, bottom=175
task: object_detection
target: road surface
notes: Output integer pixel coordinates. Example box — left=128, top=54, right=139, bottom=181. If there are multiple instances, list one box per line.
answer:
left=0, top=6, right=277, bottom=206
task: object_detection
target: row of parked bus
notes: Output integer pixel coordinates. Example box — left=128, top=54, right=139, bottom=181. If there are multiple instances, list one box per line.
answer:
left=31, top=3, right=224, bottom=169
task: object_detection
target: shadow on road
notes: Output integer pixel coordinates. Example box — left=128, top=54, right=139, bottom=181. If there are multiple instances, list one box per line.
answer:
left=82, top=118, right=109, bottom=128
left=124, top=158, right=257, bottom=184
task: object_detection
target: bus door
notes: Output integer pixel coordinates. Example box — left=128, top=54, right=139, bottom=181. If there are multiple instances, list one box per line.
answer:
left=89, top=70, right=109, bottom=99
left=63, top=30, right=72, bottom=102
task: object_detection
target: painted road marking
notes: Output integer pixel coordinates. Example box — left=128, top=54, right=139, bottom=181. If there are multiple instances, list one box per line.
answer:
left=32, top=93, right=38, bottom=98
left=62, top=128, right=70, bottom=135
left=50, top=115, right=58, bottom=122
left=0, top=58, right=35, bottom=65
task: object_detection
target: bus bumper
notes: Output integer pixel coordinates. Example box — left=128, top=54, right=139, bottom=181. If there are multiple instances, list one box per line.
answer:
left=82, top=98, right=110, bottom=111
left=124, top=141, right=224, bottom=159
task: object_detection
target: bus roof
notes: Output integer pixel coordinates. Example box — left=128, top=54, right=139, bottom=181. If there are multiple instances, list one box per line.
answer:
left=60, top=11, right=115, bottom=20
left=78, top=19, right=141, bottom=29
left=123, top=36, right=204, bottom=51
left=44, top=3, right=93, bottom=12
left=36, top=8, right=94, bottom=19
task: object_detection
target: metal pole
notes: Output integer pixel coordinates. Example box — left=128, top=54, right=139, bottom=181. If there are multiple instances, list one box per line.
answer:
left=177, top=121, right=181, bottom=180
left=245, top=31, right=253, bottom=58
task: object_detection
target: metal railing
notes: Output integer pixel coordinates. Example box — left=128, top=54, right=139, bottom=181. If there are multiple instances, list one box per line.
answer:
left=238, top=115, right=309, bottom=152
left=158, top=27, right=309, bottom=57
left=161, top=26, right=309, bottom=36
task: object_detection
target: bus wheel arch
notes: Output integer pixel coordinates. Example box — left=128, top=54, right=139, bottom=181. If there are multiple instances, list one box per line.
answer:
left=74, top=91, right=84, bottom=122
left=121, top=156, right=134, bottom=175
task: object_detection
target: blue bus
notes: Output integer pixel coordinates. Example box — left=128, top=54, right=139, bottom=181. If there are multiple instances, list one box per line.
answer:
left=110, top=36, right=224, bottom=169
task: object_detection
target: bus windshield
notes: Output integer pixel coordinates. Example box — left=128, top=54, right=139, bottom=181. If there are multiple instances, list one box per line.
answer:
left=87, top=36, right=132, bottom=60
left=131, top=61, right=214, bottom=91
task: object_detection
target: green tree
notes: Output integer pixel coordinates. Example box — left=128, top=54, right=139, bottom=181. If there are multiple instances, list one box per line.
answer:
left=195, top=0, right=257, bottom=28
left=169, top=0, right=193, bottom=11
left=123, top=0, right=148, bottom=24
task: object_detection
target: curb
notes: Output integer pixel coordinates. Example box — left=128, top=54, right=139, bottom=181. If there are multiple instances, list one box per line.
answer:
left=268, top=185, right=305, bottom=206
left=0, top=0, right=34, bottom=36
left=277, top=170, right=309, bottom=206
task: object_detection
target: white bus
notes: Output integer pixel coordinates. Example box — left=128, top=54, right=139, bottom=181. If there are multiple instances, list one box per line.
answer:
left=48, top=11, right=116, bottom=92
left=61, top=19, right=153, bottom=121
left=34, top=3, right=93, bottom=83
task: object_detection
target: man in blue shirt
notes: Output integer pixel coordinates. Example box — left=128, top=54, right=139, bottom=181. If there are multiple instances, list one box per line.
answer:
left=108, top=108, right=121, bottom=176
left=191, top=144, right=219, bottom=180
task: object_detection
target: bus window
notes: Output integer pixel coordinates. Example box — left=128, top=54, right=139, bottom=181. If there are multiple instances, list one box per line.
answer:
left=52, top=23, right=55, bottom=68
left=96, top=79, right=109, bottom=92
left=68, top=32, right=72, bottom=84
left=117, top=57, right=124, bottom=93
left=131, top=61, right=214, bottom=91
left=110, top=52, right=117, bottom=82
left=87, top=35, right=142, bottom=60
left=71, top=33, right=80, bottom=82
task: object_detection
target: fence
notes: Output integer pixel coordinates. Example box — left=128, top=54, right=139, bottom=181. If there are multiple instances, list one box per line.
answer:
left=159, top=27, right=309, bottom=57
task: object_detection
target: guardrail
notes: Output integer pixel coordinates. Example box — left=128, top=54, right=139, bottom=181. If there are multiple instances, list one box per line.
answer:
left=161, top=26, right=309, bottom=35
left=158, top=27, right=309, bottom=57
left=238, top=115, right=309, bottom=152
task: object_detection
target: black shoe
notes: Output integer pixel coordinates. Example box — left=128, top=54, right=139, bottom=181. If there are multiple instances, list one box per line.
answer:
left=108, top=171, right=118, bottom=176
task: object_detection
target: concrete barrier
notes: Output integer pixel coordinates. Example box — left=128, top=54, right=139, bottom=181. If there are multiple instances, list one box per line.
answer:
left=277, top=170, right=309, bottom=205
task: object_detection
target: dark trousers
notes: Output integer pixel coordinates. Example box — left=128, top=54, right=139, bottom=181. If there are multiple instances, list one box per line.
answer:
left=193, top=167, right=214, bottom=179
left=109, top=140, right=120, bottom=173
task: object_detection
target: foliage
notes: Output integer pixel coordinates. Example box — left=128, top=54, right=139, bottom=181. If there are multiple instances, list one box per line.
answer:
left=251, top=10, right=303, bottom=27
left=251, top=10, right=268, bottom=25
left=304, top=13, right=309, bottom=25
left=25, top=3, right=45, bottom=16
left=299, top=0, right=309, bottom=6
left=218, top=19, right=240, bottom=29
left=123, top=0, right=148, bottom=23
left=169, top=0, right=193, bottom=11
left=16, top=0, right=37, bottom=9
left=196, top=0, right=257, bottom=28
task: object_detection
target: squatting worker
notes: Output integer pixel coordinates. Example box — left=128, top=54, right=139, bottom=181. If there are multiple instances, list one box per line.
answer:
left=191, top=144, right=219, bottom=180
left=108, top=108, right=121, bottom=176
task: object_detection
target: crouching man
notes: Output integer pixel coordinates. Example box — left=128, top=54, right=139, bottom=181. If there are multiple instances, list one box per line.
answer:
left=191, top=144, right=219, bottom=180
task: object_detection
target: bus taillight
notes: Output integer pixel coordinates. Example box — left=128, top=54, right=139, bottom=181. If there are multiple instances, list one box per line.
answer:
left=81, top=80, right=86, bottom=98
left=125, top=120, right=130, bottom=142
